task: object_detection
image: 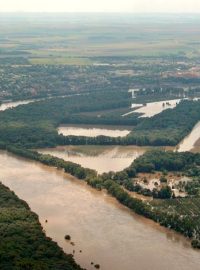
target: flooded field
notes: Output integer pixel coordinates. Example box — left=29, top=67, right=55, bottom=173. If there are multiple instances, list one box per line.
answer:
left=122, top=99, right=181, bottom=118
left=0, top=150, right=199, bottom=270
left=133, top=99, right=181, bottom=118
left=38, top=145, right=146, bottom=173
left=0, top=93, right=87, bottom=112
left=193, top=138, right=200, bottom=152
left=0, top=99, right=36, bottom=111
left=177, top=121, right=200, bottom=152
left=58, top=125, right=132, bottom=138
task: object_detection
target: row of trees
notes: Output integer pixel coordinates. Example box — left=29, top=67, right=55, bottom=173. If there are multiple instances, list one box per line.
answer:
left=5, top=145, right=97, bottom=180
left=3, top=145, right=200, bottom=249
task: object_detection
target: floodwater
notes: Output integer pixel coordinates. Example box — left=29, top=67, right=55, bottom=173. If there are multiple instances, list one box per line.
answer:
left=177, top=121, right=200, bottom=152
left=133, top=99, right=181, bottom=118
left=0, top=151, right=199, bottom=270
left=0, top=93, right=88, bottom=112
left=0, top=99, right=36, bottom=111
left=58, top=125, right=131, bottom=138
left=38, top=145, right=146, bottom=173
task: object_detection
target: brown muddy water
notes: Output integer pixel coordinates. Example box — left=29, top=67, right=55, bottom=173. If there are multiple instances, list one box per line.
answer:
left=0, top=151, right=199, bottom=270
left=38, top=145, right=147, bottom=174
left=0, top=99, right=36, bottom=111
left=122, top=99, right=182, bottom=118
left=58, top=125, right=132, bottom=137
left=133, top=99, right=181, bottom=118
left=177, top=121, right=200, bottom=152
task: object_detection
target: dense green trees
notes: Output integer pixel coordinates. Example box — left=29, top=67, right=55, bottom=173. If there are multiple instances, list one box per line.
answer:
left=185, top=178, right=200, bottom=196
left=153, top=186, right=173, bottom=199
left=126, top=150, right=200, bottom=174
left=0, top=92, right=133, bottom=148
left=0, top=183, right=84, bottom=270
left=0, top=94, right=199, bottom=148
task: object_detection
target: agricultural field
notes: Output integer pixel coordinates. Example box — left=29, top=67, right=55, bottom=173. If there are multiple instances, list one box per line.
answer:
left=1, top=14, right=200, bottom=59
left=150, top=197, right=200, bottom=247
left=1, top=14, right=200, bottom=103
left=151, top=197, right=200, bottom=218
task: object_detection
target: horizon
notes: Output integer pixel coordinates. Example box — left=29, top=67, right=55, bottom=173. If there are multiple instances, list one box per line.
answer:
left=1, top=11, right=200, bottom=15
left=1, top=0, right=200, bottom=13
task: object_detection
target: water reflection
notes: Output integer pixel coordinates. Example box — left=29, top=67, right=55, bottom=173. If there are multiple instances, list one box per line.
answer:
left=38, top=145, right=146, bottom=173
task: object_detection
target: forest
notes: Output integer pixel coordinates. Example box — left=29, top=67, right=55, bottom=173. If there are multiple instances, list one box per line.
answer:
left=0, top=183, right=84, bottom=270
left=0, top=93, right=199, bottom=148
left=127, top=150, right=200, bottom=173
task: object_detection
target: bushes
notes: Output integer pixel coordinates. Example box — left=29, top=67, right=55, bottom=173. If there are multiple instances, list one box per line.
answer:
left=103, top=180, right=151, bottom=217
left=153, top=186, right=173, bottom=199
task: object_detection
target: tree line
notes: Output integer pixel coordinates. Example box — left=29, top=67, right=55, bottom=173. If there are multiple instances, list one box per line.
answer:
left=3, top=144, right=200, bottom=249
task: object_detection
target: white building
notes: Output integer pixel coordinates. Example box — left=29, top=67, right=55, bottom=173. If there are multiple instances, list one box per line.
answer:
left=128, top=88, right=140, bottom=99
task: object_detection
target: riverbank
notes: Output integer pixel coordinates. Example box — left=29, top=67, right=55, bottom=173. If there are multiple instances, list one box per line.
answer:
left=3, top=145, right=200, bottom=250
left=1, top=150, right=200, bottom=270
left=0, top=182, right=83, bottom=270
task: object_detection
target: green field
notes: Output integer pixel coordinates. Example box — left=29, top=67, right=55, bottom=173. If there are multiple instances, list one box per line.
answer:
left=1, top=14, right=200, bottom=63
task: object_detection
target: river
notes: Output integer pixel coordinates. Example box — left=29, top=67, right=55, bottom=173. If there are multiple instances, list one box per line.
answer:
left=0, top=150, right=199, bottom=270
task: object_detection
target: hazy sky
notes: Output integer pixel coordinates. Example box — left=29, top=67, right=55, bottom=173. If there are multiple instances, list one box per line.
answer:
left=0, top=0, right=200, bottom=13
